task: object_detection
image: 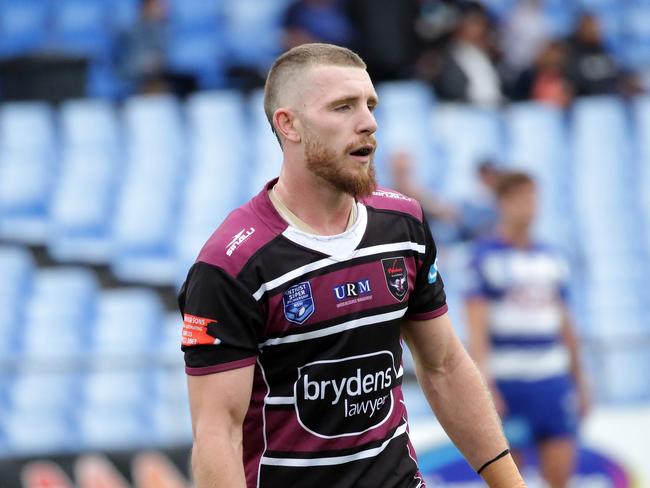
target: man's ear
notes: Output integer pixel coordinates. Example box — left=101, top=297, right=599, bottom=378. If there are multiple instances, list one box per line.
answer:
left=273, top=108, right=301, bottom=144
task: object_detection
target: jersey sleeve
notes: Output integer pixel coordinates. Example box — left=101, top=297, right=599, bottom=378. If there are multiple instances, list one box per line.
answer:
left=178, top=261, right=265, bottom=376
left=405, top=214, right=448, bottom=320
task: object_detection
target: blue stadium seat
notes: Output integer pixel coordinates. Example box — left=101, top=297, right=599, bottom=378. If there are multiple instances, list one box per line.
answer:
left=22, top=267, right=98, bottom=361
left=376, top=81, right=441, bottom=189
left=112, top=94, right=186, bottom=285
left=151, top=364, right=191, bottom=443
left=81, top=370, right=148, bottom=409
left=0, top=102, right=57, bottom=243
left=3, top=409, right=77, bottom=455
left=619, top=5, right=650, bottom=68
left=0, top=0, right=49, bottom=57
left=634, top=96, right=650, bottom=216
left=77, top=405, right=149, bottom=450
left=166, top=28, right=226, bottom=89
left=9, top=371, right=79, bottom=413
left=110, top=0, right=138, bottom=31
left=433, top=104, right=504, bottom=201
left=49, top=100, right=121, bottom=263
left=176, top=90, right=248, bottom=281
left=60, top=98, right=120, bottom=149
left=50, top=0, right=110, bottom=56
left=246, top=89, right=283, bottom=199
left=222, top=0, right=291, bottom=70
left=0, top=246, right=33, bottom=360
left=168, top=0, right=222, bottom=30
left=506, top=102, right=573, bottom=246
left=571, top=96, right=647, bottom=359
left=91, top=288, right=164, bottom=357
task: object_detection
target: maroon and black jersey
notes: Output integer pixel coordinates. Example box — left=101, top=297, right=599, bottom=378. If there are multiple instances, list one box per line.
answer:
left=179, top=179, right=447, bottom=488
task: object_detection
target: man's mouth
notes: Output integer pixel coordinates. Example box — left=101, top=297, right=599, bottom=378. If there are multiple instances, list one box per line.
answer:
left=349, top=145, right=374, bottom=158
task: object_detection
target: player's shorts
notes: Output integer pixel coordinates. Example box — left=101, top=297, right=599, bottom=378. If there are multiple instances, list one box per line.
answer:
left=496, top=374, right=578, bottom=448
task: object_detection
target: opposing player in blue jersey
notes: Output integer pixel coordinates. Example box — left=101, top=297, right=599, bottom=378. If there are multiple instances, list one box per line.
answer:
left=465, top=172, right=590, bottom=488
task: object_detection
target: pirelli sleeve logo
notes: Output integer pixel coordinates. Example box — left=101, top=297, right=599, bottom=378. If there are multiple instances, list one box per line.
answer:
left=181, top=314, right=221, bottom=346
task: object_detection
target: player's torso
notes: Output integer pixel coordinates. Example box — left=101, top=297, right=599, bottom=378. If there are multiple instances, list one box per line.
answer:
left=240, top=208, right=425, bottom=487
left=477, top=242, right=571, bottom=381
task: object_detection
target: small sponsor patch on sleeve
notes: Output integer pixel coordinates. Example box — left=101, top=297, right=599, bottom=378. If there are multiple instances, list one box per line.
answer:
left=182, top=314, right=221, bottom=346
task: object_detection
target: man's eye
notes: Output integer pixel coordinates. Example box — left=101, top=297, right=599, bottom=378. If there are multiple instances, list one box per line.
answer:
left=336, top=105, right=351, bottom=111
left=368, top=104, right=377, bottom=112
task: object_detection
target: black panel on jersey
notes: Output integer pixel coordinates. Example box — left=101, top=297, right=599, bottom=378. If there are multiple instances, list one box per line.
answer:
left=258, top=433, right=420, bottom=488
left=180, top=261, right=265, bottom=368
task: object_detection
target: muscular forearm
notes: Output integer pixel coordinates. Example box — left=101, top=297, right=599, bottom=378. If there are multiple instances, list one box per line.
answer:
left=192, top=432, right=247, bottom=488
left=416, top=341, right=507, bottom=471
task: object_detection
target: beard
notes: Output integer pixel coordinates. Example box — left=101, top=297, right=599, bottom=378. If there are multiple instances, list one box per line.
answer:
left=303, top=133, right=377, bottom=198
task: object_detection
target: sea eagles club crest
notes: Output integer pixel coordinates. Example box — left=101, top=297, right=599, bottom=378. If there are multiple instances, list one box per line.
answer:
left=381, top=257, right=408, bottom=301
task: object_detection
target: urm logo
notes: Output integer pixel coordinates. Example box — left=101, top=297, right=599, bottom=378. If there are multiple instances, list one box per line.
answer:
left=333, top=279, right=371, bottom=301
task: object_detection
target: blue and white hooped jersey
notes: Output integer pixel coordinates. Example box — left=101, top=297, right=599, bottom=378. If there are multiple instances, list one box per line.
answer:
left=466, top=237, right=571, bottom=382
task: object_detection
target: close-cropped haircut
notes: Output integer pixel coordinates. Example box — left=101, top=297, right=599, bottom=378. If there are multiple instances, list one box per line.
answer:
left=495, top=171, right=535, bottom=200
left=263, top=43, right=366, bottom=143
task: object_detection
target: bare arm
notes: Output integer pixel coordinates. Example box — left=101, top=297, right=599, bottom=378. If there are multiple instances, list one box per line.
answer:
left=187, top=365, right=255, bottom=488
left=465, top=297, right=506, bottom=414
left=560, top=305, right=590, bottom=417
left=402, top=313, right=506, bottom=470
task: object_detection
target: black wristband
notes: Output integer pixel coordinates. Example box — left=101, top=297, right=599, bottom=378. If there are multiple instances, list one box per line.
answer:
left=477, top=449, right=510, bottom=475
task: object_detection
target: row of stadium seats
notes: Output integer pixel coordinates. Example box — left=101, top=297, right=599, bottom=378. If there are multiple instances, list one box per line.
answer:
left=0, top=0, right=649, bottom=91
left=2, top=85, right=650, bottom=292
left=0, top=245, right=190, bottom=455
left=0, top=0, right=292, bottom=95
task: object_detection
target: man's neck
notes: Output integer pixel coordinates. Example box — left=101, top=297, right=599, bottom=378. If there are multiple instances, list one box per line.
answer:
left=497, top=223, right=532, bottom=248
left=272, top=170, right=356, bottom=236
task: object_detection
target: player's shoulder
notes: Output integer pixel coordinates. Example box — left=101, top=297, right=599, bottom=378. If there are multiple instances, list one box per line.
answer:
left=195, top=190, right=285, bottom=277
left=360, top=186, right=424, bottom=222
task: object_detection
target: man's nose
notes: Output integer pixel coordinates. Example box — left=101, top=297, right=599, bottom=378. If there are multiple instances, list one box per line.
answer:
left=357, top=106, right=378, bottom=135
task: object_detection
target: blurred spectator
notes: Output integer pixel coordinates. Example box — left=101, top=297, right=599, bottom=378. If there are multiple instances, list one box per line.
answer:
left=457, top=160, right=501, bottom=240
left=509, top=40, right=573, bottom=108
left=465, top=171, right=590, bottom=487
left=390, top=152, right=501, bottom=244
left=566, top=13, right=621, bottom=96
left=427, top=2, right=505, bottom=107
left=390, top=150, right=459, bottom=225
left=282, top=0, right=355, bottom=51
left=501, top=0, right=551, bottom=76
left=115, top=0, right=197, bottom=97
left=344, top=0, right=421, bottom=82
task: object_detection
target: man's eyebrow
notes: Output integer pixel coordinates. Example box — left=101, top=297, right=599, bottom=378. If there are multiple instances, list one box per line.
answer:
left=327, top=94, right=380, bottom=107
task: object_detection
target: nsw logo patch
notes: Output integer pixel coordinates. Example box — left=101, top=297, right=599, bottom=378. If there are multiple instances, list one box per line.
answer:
left=381, top=257, right=408, bottom=301
left=283, top=281, right=315, bottom=325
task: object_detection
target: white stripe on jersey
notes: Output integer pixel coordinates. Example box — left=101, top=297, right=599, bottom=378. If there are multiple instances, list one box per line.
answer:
left=259, top=307, right=408, bottom=348
left=260, top=422, right=408, bottom=467
left=252, top=241, right=426, bottom=301
left=490, top=344, right=570, bottom=381
left=264, top=396, right=295, bottom=405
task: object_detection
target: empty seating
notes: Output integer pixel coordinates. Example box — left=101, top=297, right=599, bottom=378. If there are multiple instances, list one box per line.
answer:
left=0, top=0, right=49, bottom=56
left=111, top=94, right=185, bottom=285
left=433, top=104, right=504, bottom=201
left=506, top=102, right=572, bottom=246
left=246, top=89, right=283, bottom=199
left=49, top=99, right=121, bottom=263
left=0, top=102, right=57, bottom=243
left=175, top=90, right=248, bottom=282
left=50, top=0, right=110, bottom=56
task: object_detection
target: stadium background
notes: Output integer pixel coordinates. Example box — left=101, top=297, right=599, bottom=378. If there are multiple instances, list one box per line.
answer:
left=0, top=0, right=648, bottom=486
